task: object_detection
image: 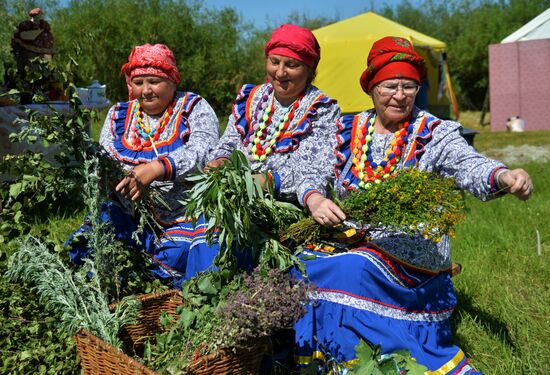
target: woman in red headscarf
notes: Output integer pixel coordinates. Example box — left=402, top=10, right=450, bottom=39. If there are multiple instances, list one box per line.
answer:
left=66, top=44, right=220, bottom=289
left=292, top=37, right=532, bottom=374
left=208, top=24, right=341, bottom=220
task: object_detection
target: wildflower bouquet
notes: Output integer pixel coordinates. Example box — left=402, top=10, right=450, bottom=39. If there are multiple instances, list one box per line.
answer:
left=285, top=168, right=465, bottom=245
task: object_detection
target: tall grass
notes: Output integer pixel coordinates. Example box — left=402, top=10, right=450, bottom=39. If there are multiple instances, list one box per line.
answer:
left=451, top=160, right=550, bottom=374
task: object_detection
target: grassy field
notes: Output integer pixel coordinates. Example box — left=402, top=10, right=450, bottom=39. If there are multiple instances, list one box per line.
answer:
left=1, top=112, right=549, bottom=374
left=449, top=113, right=550, bottom=373
left=451, top=160, right=549, bottom=374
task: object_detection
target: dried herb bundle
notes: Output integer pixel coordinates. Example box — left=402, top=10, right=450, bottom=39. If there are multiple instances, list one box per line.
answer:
left=143, top=267, right=312, bottom=372
left=216, top=267, right=313, bottom=347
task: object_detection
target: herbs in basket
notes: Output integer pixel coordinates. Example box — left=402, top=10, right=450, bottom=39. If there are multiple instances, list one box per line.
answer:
left=142, top=267, right=314, bottom=373
left=285, top=169, right=465, bottom=245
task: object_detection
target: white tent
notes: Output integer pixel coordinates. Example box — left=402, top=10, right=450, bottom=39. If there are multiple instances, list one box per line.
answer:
left=501, top=7, right=550, bottom=43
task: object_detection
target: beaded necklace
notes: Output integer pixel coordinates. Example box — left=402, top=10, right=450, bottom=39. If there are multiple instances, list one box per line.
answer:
left=248, top=88, right=303, bottom=161
left=351, top=113, right=414, bottom=189
left=129, top=101, right=175, bottom=154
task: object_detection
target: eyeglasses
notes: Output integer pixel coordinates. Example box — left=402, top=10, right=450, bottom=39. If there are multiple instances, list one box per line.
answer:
left=376, top=83, right=420, bottom=97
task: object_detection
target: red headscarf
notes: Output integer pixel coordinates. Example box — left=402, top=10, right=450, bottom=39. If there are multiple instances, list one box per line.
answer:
left=264, top=24, right=321, bottom=70
left=360, top=36, right=426, bottom=93
left=120, top=44, right=181, bottom=100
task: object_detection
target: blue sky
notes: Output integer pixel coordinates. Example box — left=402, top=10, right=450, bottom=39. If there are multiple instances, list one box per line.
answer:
left=202, top=0, right=404, bottom=28
left=56, top=1, right=405, bottom=28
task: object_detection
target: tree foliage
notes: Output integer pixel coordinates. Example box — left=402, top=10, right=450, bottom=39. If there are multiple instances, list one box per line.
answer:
left=3, top=0, right=550, bottom=111
left=50, top=0, right=265, bottom=118
left=381, top=0, right=550, bottom=109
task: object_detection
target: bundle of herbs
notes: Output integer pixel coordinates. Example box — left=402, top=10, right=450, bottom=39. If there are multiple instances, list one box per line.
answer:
left=285, top=169, right=465, bottom=245
left=70, top=156, right=165, bottom=301
left=5, top=235, right=140, bottom=349
left=3, top=154, right=165, bottom=349
left=182, top=150, right=305, bottom=270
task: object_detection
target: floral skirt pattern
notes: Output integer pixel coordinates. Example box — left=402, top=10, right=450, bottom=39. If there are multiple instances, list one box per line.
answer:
left=293, top=245, right=482, bottom=375
left=65, top=201, right=219, bottom=289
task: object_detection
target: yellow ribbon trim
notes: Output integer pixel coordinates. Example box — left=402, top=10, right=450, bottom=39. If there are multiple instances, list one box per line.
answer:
left=424, top=349, right=465, bottom=375
left=297, top=348, right=465, bottom=375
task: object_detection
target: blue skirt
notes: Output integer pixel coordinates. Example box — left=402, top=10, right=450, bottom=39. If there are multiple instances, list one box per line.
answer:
left=65, top=201, right=219, bottom=289
left=293, top=245, right=481, bottom=374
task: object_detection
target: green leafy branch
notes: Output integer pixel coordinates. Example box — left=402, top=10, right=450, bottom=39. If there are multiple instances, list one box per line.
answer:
left=182, top=150, right=305, bottom=270
left=350, top=340, right=427, bottom=375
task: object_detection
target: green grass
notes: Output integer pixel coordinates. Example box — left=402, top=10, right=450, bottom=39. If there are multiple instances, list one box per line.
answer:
left=90, top=108, right=109, bottom=141
left=448, top=119, right=550, bottom=374
left=451, top=162, right=550, bottom=374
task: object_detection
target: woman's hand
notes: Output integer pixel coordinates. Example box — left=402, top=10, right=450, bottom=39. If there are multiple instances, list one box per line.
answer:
left=205, top=157, right=229, bottom=171
left=116, top=161, right=164, bottom=201
left=497, top=168, right=532, bottom=200
left=306, top=193, right=346, bottom=227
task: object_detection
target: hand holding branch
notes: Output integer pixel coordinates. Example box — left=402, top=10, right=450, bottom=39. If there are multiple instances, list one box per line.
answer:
left=115, top=161, right=164, bottom=201
left=498, top=168, right=532, bottom=200
left=307, top=193, right=346, bottom=227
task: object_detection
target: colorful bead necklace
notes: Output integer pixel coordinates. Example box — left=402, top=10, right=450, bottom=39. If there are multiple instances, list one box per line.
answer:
left=351, top=113, right=414, bottom=189
left=129, top=102, right=175, bottom=154
left=248, top=88, right=303, bottom=161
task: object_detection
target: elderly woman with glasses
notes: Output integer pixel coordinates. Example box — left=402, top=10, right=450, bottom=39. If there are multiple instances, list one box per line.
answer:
left=293, top=36, right=532, bottom=374
left=66, top=44, right=220, bottom=289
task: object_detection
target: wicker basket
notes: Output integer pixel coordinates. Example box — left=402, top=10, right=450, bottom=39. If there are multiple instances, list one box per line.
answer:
left=114, top=290, right=183, bottom=355
left=75, top=290, right=268, bottom=374
left=75, top=328, right=159, bottom=375
left=184, top=339, right=269, bottom=375
left=76, top=329, right=269, bottom=375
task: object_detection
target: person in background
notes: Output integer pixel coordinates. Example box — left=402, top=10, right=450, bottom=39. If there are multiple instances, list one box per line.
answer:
left=208, top=24, right=341, bottom=222
left=5, top=8, right=65, bottom=103
left=293, top=36, right=532, bottom=374
left=66, top=44, right=220, bottom=288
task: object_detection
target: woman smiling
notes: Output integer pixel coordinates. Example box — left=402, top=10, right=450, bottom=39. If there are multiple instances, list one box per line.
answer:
left=293, top=36, right=532, bottom=374
left=208, top=24, right=341, bottom=219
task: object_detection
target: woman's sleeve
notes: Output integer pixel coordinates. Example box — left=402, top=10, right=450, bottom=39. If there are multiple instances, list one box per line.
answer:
left=99, top=105, right=116, bottom=152
left=275, top=103, right=341, bottom=207
left=98, top=105, right=131, bottom=171
left=421, top=121, right=507, bottom=200
left=208, top=110, right=248, bottom=160
left=163, top=98, right=220, bottom=181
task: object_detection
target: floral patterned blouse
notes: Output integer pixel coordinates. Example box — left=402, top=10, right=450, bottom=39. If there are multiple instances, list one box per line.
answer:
left=99, top=91, right=220, bottom=224
left=210, top=83, right=341, bottom=207
left=335, top=107, right=508, bottom=272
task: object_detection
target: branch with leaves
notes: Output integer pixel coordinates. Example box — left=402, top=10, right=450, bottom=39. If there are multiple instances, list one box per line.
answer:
left=182, top=150, right=305, bottom=270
